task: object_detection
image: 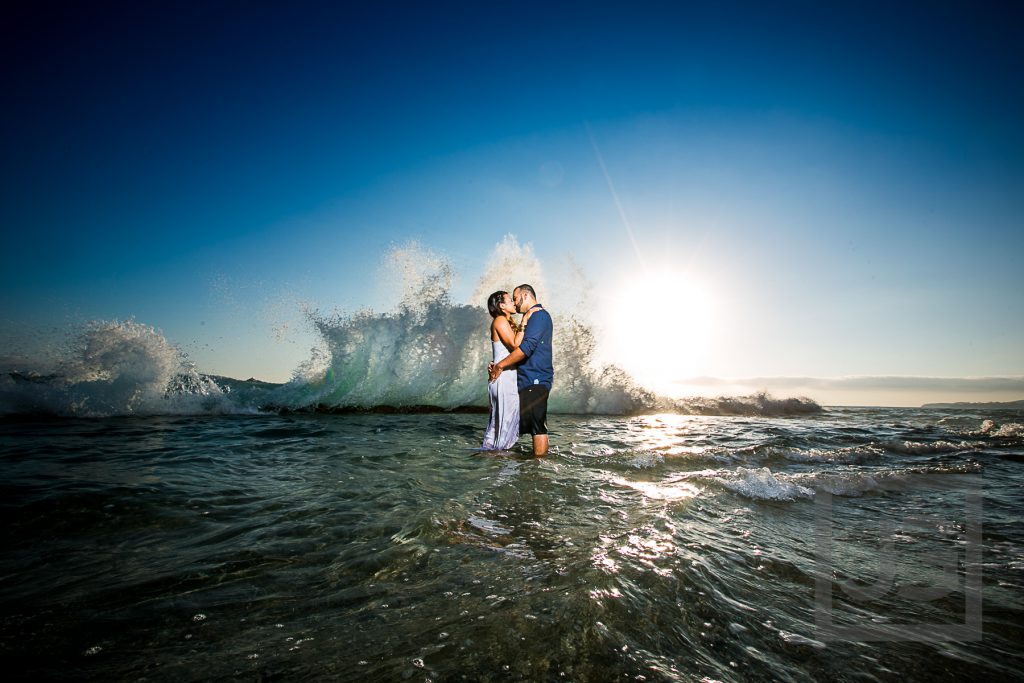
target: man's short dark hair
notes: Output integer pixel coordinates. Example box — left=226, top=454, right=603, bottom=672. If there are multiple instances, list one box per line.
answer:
left=515, top=284, right=536, bottom=299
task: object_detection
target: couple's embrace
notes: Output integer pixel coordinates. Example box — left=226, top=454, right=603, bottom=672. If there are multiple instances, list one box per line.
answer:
left=481, top=284, right=553, bottom=456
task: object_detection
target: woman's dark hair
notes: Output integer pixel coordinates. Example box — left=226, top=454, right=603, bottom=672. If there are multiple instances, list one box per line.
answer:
left=487, top=290, right=508, bottom=318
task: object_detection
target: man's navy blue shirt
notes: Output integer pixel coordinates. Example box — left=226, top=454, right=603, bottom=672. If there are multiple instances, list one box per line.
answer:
left=517, top=306, right=553, bottom=391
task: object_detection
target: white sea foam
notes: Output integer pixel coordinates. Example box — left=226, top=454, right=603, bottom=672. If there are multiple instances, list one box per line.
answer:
left=714, top=467, right=814, bottom=501
left=782, top=445, right=886, bottom=464
left=884, top=439, right=984, bottom=455
left=0, top=320, right=233, bottom=417
left=677, top=464, right=982, bottom=501
left=937, top=417, right=1024, bottom=440
left=981, top=420, right=1024, bottom=438
left=628, top=452, right=665, bottom=469
left=995, top=423, right=1024, bottom=437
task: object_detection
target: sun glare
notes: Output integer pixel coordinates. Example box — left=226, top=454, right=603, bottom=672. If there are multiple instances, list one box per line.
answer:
left=601, top=268, right=715, bottom=394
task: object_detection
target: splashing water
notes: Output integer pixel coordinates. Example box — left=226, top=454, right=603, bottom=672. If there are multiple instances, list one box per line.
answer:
left=469, top=233, right=546, bottom=307
left=0, top=238, right=821, bottom=417
left=0, top=320, right=230, bottom=417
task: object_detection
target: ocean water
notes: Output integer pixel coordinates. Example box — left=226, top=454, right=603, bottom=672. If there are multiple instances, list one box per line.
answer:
left=2, top=407, right=1022, bottom=681
left=2, top=244, right=1022, bottom=680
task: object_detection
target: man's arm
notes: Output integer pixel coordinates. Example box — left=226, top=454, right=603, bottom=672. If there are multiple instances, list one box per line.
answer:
left=488, top=310, right=548, bottom=382
left=489, top=347, right=525, bottom=382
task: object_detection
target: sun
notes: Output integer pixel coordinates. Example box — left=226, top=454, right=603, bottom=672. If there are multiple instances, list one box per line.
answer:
left=599, top=267, right=715, bottom=394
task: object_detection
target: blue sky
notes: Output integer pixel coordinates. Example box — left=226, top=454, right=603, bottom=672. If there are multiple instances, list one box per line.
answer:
left=2, top=1, right=1022, bottom=404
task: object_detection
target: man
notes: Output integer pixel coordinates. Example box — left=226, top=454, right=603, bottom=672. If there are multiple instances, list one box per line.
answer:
left=488, top=284, right=553, bottom=456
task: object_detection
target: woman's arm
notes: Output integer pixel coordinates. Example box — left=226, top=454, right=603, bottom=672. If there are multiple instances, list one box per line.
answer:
left=494, top=316, right=517, bottom=351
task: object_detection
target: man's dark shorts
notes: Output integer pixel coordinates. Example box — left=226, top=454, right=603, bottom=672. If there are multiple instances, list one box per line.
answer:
left=519, top=384, right=549, bottom=436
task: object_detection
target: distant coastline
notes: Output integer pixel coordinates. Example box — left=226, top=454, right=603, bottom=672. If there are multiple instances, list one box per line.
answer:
left=922, top=399, right=1024, bottom=409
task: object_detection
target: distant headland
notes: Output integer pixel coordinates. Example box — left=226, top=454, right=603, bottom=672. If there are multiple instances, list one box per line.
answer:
left=922, top=399, right=1024, bottom=409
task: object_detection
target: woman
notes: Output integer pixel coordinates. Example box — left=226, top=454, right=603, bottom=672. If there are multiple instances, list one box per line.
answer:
left=481, top=290, right=524, bottom=450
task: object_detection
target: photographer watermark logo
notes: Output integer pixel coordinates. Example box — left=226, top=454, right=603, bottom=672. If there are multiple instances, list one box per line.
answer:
left=814, top=474, right=982, bottom=642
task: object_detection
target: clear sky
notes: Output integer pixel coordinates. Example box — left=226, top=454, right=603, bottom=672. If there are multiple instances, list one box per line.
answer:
left=2, top=1, right=1022, bottom=406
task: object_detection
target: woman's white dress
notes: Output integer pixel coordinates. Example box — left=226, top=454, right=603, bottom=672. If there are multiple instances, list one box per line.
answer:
left=481, top=340, right=520, bottom=450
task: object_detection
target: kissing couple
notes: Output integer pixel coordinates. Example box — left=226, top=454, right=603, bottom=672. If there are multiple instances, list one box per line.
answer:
left=481, top=284, right=553, bottom=456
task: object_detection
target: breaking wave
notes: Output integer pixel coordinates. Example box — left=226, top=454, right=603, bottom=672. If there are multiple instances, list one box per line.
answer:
left=676, top=464, right=983, bottom=501
left=0, top=238, right=824, bottom=418
left=980, top=419, right=1024, bottom=438
left=0, top=320, right=236, bottom=417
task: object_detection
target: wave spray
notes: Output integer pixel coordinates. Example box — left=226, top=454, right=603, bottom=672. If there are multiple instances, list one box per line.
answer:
left=0, top=237, right=820, bottom=417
